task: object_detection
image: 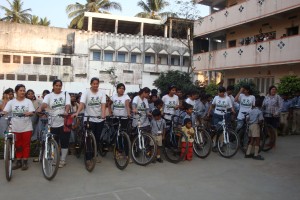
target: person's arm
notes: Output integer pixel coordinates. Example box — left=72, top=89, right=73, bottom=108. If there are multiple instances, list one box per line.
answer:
left=235, top=88, right=244, bottom=102
left=125, top=99, right=131, bottom=117
left=207, top=104, right=215, bottom=117
left=101, top=103, right=106, bottom=119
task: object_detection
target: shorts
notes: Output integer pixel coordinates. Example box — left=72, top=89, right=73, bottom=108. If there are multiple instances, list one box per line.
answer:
left=249, top=124, right=260, bottom=138
left=151, top=135, right=162, bottom=147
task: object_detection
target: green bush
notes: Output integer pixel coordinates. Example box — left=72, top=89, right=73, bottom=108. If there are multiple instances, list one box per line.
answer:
left=234, top=80, right=260, bottom=96
left=205, top=83, right=219, bottom=96
left=277, top=75, right=300, bottom=96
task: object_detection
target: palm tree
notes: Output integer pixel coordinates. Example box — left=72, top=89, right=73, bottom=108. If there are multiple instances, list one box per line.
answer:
left=66, top=0, right=122, bottom=29
left=0, top=0, right=32, bottom=23
left=135, top=0, right=175, bottom=20
left=30, top=15, right=39, bottom=25
left=39, top=17, right=50, bottom=26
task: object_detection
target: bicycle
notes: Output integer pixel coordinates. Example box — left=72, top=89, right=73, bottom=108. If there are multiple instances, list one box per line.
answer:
left=99, top=116, right=131, bottom=170
left=163, top=113, right=188, bottom=163
left=130, top=112, right=157, bottom=166
left=1, top=114, right=16, bottom=181
left=238, top=112, right=265, bottom=153
left=261, top=112, right=277, bottom=152
left=207, top=109, right=239, bottom=158
left=192, top=111, right=212, bottom=159
left=74, top=115, right=97, bottom=172
left=34, top=112, right=60, bottom=181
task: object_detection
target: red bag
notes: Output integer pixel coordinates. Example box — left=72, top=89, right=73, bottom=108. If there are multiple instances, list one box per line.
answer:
left=64, top=115, right=73, bottom=132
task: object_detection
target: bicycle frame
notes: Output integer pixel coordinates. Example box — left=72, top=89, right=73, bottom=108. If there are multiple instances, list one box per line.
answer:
left=4, top=117, right=15, bottom=161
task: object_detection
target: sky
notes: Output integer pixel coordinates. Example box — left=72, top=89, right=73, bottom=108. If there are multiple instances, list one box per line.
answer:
left=0, top=0, right=209, bottom=28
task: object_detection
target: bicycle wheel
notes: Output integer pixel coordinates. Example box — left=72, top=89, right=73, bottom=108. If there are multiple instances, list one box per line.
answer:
left=114, top=131, right=131, bottom=170
left=75, top=133, right=83, bottom=158
left=218, top=129, right=239, bottom=158
left=42, top=139, right=60, bottom=181
left=238, top=127, right=249, bottom=153
left=131, top=132, right=157, bottom=166
left=193, top=128, right=212, bottom=158
left=164, top=130, right=188, bottom=163
left=84, top=131, right=97, bottom=172
left=262, top=124, right=276, bottom=152
left=5, top=139, right=13, bottom=181
left=98, top=126, right=109, bottom=157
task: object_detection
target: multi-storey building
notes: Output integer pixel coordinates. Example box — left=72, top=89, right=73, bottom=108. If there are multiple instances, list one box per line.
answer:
left=0, top=13, right=190, bottom=95
left=193, top=0, right=300, bottom=94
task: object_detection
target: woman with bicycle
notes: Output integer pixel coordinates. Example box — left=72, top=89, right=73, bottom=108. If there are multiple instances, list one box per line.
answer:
left=2, top=84, right=35, bottom=170
left=38, top=79, right=71, bottom=168
left=73, top=77, right=106, bottom=164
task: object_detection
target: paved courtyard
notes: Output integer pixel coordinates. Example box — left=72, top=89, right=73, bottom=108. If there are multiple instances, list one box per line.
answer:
left=0, top=135, right=299, bottom=200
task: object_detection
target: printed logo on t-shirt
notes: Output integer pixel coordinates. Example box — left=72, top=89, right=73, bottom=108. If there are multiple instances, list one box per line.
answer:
left=13, top=105, right=28, bottom=114
left=114, top=100, right=125, bottom=108
left=241, top=99, right=252, bottom=107
left=138, top=102, right=146, bottom=111
left=52, top=97, right=65, bottom=109
left=88, top=97, right=100, bottom=106
left=166, top=101, right=176, bottom=109
left=217, top=100, right=227, bottom=108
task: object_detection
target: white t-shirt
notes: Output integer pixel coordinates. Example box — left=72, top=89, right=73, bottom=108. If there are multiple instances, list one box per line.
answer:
left=132, top=96, right=150, bottom=127
left=212, top=96, right=232, bottom=115
left=80, top=89, right=106, bottom=123
left=162, top=94, right=179, bottom=120
left=4, top=98, right=35, bottom=132
left=185, top=98, right=195, bottom=108
left=237, top=94, right=255, bottom=120
left=43, top=91, right=71, bottom=128
left=112, top=94, right=130, bottom=116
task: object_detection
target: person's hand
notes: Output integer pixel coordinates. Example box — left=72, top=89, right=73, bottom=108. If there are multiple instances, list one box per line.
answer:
left=239, top=87, right=244, bottom=93
left=101, top=113, right=106, bottom=119
left=24, top=112, right=32, bottom=117
left=72, top=113, right=78, bottom=118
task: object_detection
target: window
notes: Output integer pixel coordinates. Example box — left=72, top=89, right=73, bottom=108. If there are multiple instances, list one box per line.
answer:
left=43, top=57, right=51, bottom=65
left=255, top=77, right=274, bottom=94
left=53, top=57, right=61, bottom=65
left=33, top=57, right=41, bottom=64
left=145, top=55, right=151, bottom=64
left=17, top=75, right=26, bottom=80
left=171, top=58, right=175, bottom=65
left=123, top=70, right=133, bottom=74
left=39, top=75, right=47, bottom=82
left=131, top=54, right=137, bottom=63
left=6, top=74, right=15, bottom=80
left=28, top=75, right=37, bottom=81
left=287, top=26, right=299, bottom=36
left=23, top=56, right=31, bottom=64
left=227, top=78, right=235, bottom=86
left=63, top=58, right=71, bottom=66
left=93, top=51, right=101, bottom=61
left=117, top=53, right=125, bottom=62
left=49, top=76, right=58, bottom=81
left=13, top=55, right=21, bottom=63
left=0, top=74, right=4, bottom=80
left=104, top=52, right=114, bottom=62
left=3, top=55, right=10, bottom=63
left=228, top=40, right=236, bottom=47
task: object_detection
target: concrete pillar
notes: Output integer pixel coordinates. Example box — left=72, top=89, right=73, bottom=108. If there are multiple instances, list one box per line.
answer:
left=187, top=28, right=191, bottom=40
left=88, top=16, right=93, bottom=31
left=164, top=25, right=168, bottom=37
left=115, top=20, right=118, bottom=34
left=140, top=22, right=144, bottom=36
left=169, top=19, right=172, bottom=38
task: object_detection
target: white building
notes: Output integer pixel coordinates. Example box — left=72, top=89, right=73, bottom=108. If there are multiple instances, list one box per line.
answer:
left=0, top=13, right=191, bottom=95
left=193, top=0, right=300, bottom=94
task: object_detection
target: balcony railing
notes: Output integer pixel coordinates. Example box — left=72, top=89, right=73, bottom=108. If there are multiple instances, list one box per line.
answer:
left=194, top=34, right=300, bottom=71
left=194, top=0, right=300, bottom=36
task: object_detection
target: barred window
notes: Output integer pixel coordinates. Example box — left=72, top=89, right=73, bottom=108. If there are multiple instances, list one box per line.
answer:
left=23, top=56, right=31, bottom=64
left=33, top=57, right=41, bottom=64
left=43, top=57, right=51, bottom=65
left=13, top=55, right=21, bottom=63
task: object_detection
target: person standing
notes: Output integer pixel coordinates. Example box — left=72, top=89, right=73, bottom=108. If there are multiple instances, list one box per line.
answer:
left=38, top=79, right=71, bottom=168
left=73, top=77, right=106, bottom=164
left=162, top=85, right=179, bottom=121
left=291, top=90, right=300, bottom=135
left=2, top=84, right=35, bottom=170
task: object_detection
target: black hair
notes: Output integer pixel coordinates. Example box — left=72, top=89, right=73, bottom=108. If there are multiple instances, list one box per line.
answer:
left=243, top=84, right=251, bottom=91
left=42, top=90, right=50, bottom=96
left=152, top=109, right=161, bottom=117
left=52, top=79, right=62, bottom=86
left=184, top=103, right=193, bottom=110
left=184, top=118, right=192, bottom=125
left=4, top=88, right=14, bottom=94
left=255, top=99, right=262, bottom=107
left=116, top=83, right=126, bottom=90
left=15, top=84, right=25, bottom=93
left=26, top=89, right=35, bottom=99
left=168, top=84, right=177, bottom=92
left=226, top=85, right=234, bottom=91
left=138, top=87, right=150, bottom=95
left=90, top=77, right=100, bottom=84
left=268, top=85, right=277, bottom=94
left=151, top=89, right=158, bottom=95
left=154, top=99, right=163, bottom=107
left=218, top=86, right=226, bottom=93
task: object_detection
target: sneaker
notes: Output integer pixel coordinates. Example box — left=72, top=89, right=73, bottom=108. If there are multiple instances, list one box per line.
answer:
left=12, top=160, right=22, bottom=170
left=253, top=155, right=264, bottom=160
left=22, top=161, right=28, bottom=171
left=152, top=159, right=156, bottom=164
left=96, top=156, right=102, bottom=163
left=157, top=158, right=163, bottom=163
left=85, top=160, right=93, bottom=171
left=59, top=160, right=66, bottom=168
left=244, top=154, right=253, bottom=158
left=33, top=157, right=39, bottom=162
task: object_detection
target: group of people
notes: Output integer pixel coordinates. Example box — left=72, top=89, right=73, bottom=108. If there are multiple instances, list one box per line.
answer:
left=0, top=78, right=299, bottom=170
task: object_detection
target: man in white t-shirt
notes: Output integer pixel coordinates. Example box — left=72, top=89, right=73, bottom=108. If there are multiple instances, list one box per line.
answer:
left=162, top=85, right=179, bottom=121
left=185, top=91, right=197, bottom=109
left=235, top=85, right=255, bottom=132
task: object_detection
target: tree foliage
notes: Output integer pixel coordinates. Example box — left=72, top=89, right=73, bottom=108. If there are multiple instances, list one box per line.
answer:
left=135, top=0, right=176, bottom=20
left=153, top=70, right=200, bottom=96
left=204, top=83, right=218, bottom=96
left=233, top=80, right=260, bottom=96
left=66, top=0, right=122, bottom=29
left=0, top=0, right=32, bottom=23
left=277, top=75, right=300, bottom=96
